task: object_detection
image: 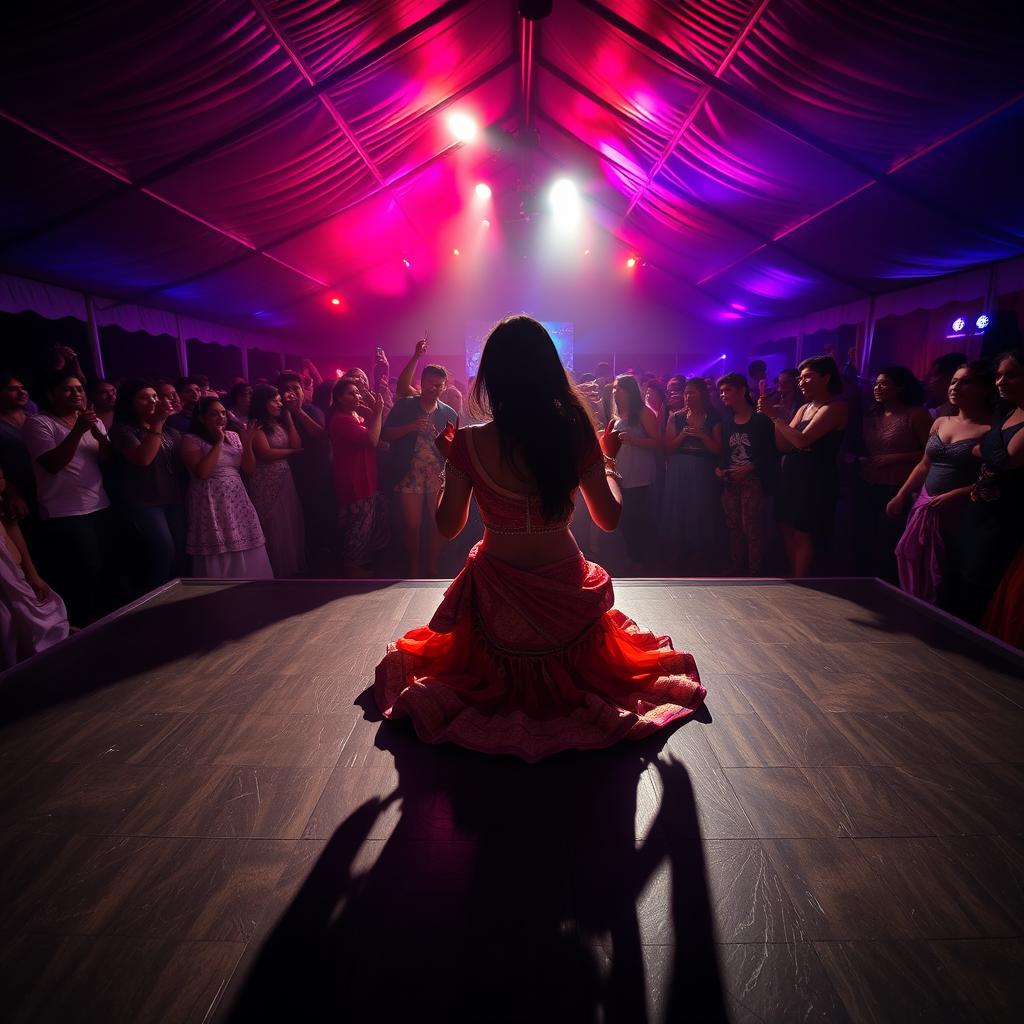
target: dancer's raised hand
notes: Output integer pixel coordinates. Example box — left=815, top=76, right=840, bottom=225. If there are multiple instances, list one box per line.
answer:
left=600, top=419, right=622, bottom=459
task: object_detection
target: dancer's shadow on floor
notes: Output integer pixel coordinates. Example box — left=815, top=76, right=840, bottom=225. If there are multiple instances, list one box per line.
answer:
left=225, top=701, right=727, bottom=1023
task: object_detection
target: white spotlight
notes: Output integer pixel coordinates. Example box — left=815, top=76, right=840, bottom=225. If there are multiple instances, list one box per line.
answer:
left=474, top=182, right=492, bottom=200
left=448, top=112, right=478, bottom=142
left=549, top=177, right=581, bottom=228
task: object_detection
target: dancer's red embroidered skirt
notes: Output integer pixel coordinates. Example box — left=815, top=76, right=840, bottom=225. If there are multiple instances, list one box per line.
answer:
left=374, top=545, right=705, bottom=762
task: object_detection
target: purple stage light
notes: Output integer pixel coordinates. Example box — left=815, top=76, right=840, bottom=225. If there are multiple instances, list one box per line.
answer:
left=976, top=314, right=990, bottom=330
left=952, top=317, right=966, bottom=332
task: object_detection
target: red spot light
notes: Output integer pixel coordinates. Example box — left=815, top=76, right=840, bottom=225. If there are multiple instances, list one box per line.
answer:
left=453, top=248, right=461, bottom=256
left=626, top=256, right=637, bottom=269
left=330, top=297, right=341, bottom=306
left=335, top=368, right=343, bottom=378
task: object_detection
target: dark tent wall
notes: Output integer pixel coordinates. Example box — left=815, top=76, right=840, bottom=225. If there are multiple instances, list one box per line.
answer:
left=99, top=326, right=179, bottom=383
left=0, top=310, right=94, bottom=388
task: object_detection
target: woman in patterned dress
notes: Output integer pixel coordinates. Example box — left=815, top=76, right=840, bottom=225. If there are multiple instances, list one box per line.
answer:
left=180, top=397, right=272, bottom=579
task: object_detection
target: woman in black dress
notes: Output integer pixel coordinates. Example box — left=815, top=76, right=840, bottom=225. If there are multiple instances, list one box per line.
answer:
left=758, top=355, right=848, bottom=577
left=967, top=349, right=1024, bottom=628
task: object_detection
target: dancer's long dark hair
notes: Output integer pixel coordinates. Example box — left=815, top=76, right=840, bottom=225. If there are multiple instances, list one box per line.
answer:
left=470, top=315, right=597, bottom=521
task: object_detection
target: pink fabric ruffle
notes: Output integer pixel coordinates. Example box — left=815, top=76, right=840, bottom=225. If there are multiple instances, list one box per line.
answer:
left=374, top=544, right=705, bottom=762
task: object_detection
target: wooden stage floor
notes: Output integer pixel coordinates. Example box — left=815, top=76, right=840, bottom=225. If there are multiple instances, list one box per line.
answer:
left=0, top=577, right=1021, bottom=1023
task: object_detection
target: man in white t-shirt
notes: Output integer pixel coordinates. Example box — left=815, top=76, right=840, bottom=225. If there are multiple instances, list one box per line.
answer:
left=22, top=373, right=112, bottom=625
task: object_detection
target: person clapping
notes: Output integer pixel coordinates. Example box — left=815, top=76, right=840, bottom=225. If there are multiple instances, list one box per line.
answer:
left=22, top=371, right=113, bottom=626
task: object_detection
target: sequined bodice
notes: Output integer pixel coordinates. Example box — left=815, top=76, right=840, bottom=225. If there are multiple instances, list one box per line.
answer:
left=447, top=427, right=594, bottom=536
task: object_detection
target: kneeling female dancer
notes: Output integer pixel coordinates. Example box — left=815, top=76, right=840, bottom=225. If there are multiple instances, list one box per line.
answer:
left=374, top=315, right=705, bottom=762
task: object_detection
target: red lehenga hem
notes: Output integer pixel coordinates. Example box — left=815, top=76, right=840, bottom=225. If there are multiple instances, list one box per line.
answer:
left=373, top=545, right=705, bottom=762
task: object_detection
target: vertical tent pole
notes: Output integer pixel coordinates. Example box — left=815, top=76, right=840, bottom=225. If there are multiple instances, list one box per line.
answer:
left=84, top=295, right=105, bottom=378
left=862, top=295, right=877, bottom=376
left=175, top=315, right=189, bottom=376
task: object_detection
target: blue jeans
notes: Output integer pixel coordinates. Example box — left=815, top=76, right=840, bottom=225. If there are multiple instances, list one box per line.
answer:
left=125, top=503, right=186, bottom=591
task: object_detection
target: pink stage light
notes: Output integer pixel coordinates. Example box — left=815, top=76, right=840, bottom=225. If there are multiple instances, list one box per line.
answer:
left=453, top=248, right=461, bottom=256
left=626, top=256, right=637, bottom=268
left=475, top=182, right=492, bottom=200
left=330, top=297, right=341, bottom=306
left=481, top=219, right=491, bottom=229
left=402, top=258, right=411, bottom=268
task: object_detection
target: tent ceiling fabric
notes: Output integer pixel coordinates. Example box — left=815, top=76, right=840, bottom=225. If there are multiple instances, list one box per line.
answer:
left=2, top=0, right=1023, bottom=342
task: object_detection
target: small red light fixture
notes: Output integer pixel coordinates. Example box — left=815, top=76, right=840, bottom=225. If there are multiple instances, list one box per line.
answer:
left=330, top=297, right=341, bottom=306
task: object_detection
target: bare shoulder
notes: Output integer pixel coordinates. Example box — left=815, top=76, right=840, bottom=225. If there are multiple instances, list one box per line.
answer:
left=821, top=398, right=848, bottom=424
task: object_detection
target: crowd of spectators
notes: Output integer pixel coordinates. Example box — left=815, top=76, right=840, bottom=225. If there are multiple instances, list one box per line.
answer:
left=0, top=334, right=1021, bottom=667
